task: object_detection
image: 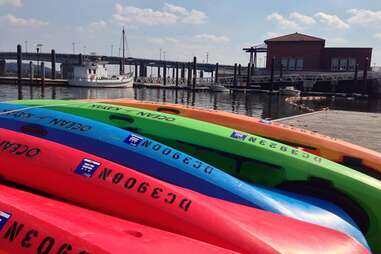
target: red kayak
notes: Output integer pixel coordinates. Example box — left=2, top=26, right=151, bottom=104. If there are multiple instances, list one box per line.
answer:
left=0, top=128, right=370, bottom=254
left=0, top=184, right=238, bottom=254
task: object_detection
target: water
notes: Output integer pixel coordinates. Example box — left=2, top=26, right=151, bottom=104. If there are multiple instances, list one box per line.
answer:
left=0, top=84, right=380, bottom=119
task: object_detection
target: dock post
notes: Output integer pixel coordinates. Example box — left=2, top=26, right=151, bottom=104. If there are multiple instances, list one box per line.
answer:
left=233, top=63, right=237, bottom=88
left=120, top=60, right=124, bottom=75
left=51, top=49, right=56, bottom=79
left=134, top=63, right=138, bottom=81
left=181, top=64, right=185, bottom=81
left=51, top=49, right=56, bottom=99
left=363, top=57, right=369, bottom=94
left=17, top=44, right=23, bottom=99
left=354, top=63, right=359, bottom=93
left=246, top=63, right=251, bottom=88
left=157, top=66, right=161, bottom=78
left=29, top=61, right=33, bottom=98
left=172, top=67, right=175, bottom=79
left=215, top=62, right=219, bottom=84
left=175, top=62, right=179, bottom=87
left=163, top=62, right=167, bottom=86
left=187, top=62, right=192, bottom=87
left=238, top=64, right=241, bottom=76
left=200, top=70, right=204, bottom=78
left=193, top=56, right=197, bottom=89
left=78, top=54, right=83, bottom=66
left=41, top=62, right=45, bottom=99
left=270, top=57, right=275, bottom=92
left=29, top=61, right=33, bottom=83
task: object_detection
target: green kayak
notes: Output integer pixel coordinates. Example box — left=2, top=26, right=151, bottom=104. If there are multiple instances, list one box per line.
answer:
left=11, top=99, right=381, bottom=252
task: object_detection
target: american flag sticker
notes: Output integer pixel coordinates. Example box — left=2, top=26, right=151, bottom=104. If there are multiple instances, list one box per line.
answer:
left=124, top=134, right=144, bottom=147
left=0, top=211, right=11, bottom=231
left=75, top=159, right=101, bottom=177
left=230, top=131, right=248, bottom=141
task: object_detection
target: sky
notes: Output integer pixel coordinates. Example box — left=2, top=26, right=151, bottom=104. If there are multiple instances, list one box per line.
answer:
left=1, top=0, right=381, bottom=66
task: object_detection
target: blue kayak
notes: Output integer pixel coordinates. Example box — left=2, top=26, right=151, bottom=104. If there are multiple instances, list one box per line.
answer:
left=0, top=102, right=369, bottom=249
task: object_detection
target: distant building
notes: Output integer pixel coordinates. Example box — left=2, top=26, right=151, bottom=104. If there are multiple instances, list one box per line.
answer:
left=244, top=33, right=372, bottom=72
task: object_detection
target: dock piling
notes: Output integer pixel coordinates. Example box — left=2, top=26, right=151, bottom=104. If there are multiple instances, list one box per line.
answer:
left=246, top=63, right=251, bottom=88
left=134, top=63, right=138, bottom=81
left=363, top=57, right=369, bottom=94
left=270, top=57, right=275, bottom=92
left=163, top=62, right=167, bottom=86
left=17, top=44, right=22, bottom=99
left=175, top=62, right=179, bottom=87
left=193, top=57, right=197, bottom=89
left=157, top=66, right=161, bottom=78
left=354, top=63, right=359, bottom=93
left=215, top=63, right=219, bottom=84
left=233, top=63, right=237, bottom=88
left=41, top=62, right=45, bottom=99
left=51, top=49, right=56, bottom=99
left=187, top=62, right=191, bottom=87
left=29, top=61, right=33, bottom=99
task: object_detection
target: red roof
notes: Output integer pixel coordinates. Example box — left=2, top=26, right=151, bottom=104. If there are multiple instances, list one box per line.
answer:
left=265, top=33, right=325, bottom=43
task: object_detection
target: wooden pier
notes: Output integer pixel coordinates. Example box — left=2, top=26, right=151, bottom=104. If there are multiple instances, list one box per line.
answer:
left=276, top=110, right=381, bottom=152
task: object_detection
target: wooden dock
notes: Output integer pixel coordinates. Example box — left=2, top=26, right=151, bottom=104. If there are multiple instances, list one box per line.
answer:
left=276, top=110, right=381, bottom=152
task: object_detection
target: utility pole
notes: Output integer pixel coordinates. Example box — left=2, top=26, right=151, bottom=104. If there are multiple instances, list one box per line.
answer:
left=111, top=44, right=114, bottom=56
left=159, top=48, right=162, bottom=60
left=206, top=52, right=209, bottom=64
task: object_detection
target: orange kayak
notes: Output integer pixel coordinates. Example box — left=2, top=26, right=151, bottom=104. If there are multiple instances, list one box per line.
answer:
left=92, top=99, right=381, bottom=178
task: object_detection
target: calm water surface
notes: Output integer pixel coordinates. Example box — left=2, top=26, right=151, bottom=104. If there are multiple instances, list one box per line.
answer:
left=0, top=84, right=380, bottom=119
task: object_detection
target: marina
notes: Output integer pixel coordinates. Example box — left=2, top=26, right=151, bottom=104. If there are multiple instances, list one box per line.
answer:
left=1, top=1, right=381, bottom=253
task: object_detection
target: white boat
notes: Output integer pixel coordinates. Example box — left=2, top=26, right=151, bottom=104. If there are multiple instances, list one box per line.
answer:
left=68, top=61, right=134, bottom=88
left=279, top=86, right=301, bottom=96
left=210, top=84, right=230, bottom=92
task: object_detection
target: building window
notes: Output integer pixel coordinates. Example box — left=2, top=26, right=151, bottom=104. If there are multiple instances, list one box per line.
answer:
left=289, top=58, right=296, bottom=70
left=281, top=57, right=304, bottom=71
left=296, top=58, right=304, bottom=71
left=331, top=58, right=356, bottom=72
left=281, top=58, right=288, bottom=70
left=348, top=58, right=356, bottom=71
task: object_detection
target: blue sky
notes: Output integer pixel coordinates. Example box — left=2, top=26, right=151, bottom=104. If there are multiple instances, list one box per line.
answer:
left=1, top=0, right=381, bottom=66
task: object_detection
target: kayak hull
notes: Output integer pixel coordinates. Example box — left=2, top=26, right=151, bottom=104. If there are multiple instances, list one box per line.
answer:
left=0, top=128, right=370, bottom=254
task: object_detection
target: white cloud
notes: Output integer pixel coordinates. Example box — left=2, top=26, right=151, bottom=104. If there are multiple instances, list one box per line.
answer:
left=267, top=12, right=299, bottom=30
left=290, top=12, right=316, bottom=25
left=266, top=32, right=282, bottom=39
left=113, top=5, right=178, bottom=26
left=88, top=20, right=107, bottom=32
left=0, top=0, right=22, bottom=7
left=329, top=37, right=349, bottom=44
left=347, top=9, right=381, bottom=25
left=182, top=10, right=207, bottom=24
left=113, top=3, right=207, bottom=26
left=374, top=33, right=381, bottom=40
left=194, top=34, right=230, bottom=43
left=164, top=3, right=188, bottom=16
left=314, top=12, right=349, bottom=29
left=0, top=14, right=47, bottom=28
left=147, top=37, right=179, bottom=45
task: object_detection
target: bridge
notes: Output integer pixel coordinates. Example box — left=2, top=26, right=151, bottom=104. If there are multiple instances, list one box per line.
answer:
left=0, top=51, right=234, bottom=72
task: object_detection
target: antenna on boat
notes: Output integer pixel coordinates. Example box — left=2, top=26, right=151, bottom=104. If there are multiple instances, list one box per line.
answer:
left=122, top=26, right=125, bottom=74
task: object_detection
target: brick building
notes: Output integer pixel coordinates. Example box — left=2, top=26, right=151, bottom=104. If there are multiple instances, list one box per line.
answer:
left=245, top=33, right=372, bottom=72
